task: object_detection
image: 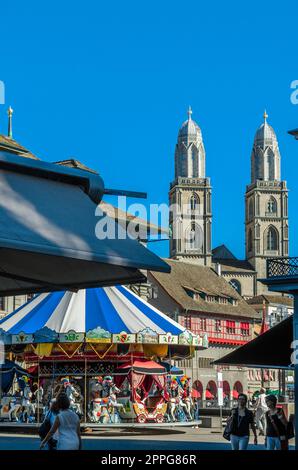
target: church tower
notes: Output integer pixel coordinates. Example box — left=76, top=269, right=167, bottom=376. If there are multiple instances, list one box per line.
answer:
left=169, top=107, right=212, bottom=266
left=245, top=112, right=289, bottom=294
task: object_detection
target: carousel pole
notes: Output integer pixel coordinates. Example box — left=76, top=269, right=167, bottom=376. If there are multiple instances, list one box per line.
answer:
left=84, top=357, right=87, bottom=423
left=37, top=359, right=40, bottom=424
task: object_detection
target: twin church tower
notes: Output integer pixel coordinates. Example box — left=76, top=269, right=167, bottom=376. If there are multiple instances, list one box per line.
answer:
left=169, top=108, right=289, bottom=295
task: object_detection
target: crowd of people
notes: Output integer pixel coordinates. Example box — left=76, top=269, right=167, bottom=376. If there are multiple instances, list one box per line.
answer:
left=225, top=388, right=294, bottom=451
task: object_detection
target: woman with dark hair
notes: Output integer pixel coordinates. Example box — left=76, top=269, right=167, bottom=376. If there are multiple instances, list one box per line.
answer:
left=265, top=394, right=288, bottom=450
left=229, top=393, right=258, bottom=450
left=40, top=394, right=81, bottom=450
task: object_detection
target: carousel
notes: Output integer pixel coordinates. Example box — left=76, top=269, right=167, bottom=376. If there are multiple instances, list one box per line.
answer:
left=0, top=285, right=208, bottom=425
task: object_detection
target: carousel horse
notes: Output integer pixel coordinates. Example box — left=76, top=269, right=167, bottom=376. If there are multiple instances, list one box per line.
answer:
left=168, top=382, right=179, bottom=422
left=181, top=384, right=193, bottom=421
left=89, top=396, right=103, bottom=423
left=102, top=376, right=120, bottom=398
left=108, top=392, right=124, bottom=423
left=67, top=384, right=83, bottom=416
left=21, top=384, right=35, bottom=423
left=56, top=378, right=82, bottom=416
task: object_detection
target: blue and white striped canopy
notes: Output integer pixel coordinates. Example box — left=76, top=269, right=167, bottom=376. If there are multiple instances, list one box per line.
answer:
left=0, top=286, right=185, bottom=337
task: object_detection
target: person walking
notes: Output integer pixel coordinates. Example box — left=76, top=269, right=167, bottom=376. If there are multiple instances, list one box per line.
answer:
left=229, top=393, right=258, bottom=450
left=40, top=393, right=81, bottom=450
left=47, top=399, right=59, bottom=450
left=254, top=387, right=268, bottom=436
left=265, top=394, right=288, bottom=450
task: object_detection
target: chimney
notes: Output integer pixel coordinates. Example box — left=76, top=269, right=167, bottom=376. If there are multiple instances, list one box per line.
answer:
left=215, top=262, right=221, bottom=276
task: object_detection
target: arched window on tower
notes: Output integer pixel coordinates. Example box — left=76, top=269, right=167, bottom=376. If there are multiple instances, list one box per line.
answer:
left=192, top=147, right=198, bottom=177
left=185, top=222, right=202, bottom=252
left=265, top=149, right=275, bottom=180
left=265, top=226, right=278, bottom=251
left=247, top=228, right=253, bottom=253
left=248, top=199, right=254, bottom=220
left=229, top=279, right=242, bottom=295
left=189, top=193, right=200, bottom=213
left=267, top=196, right=277, bottom=215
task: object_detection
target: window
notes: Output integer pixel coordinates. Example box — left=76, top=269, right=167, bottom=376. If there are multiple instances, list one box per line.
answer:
left=248, top=199, right=254, bottom=220
left=200, top=318, right=207, bottom=331
left=185, top=223, right=203, bottom=251
left=266, top=226, right=278, bottom=251
left=215, top=320, right=222, bottom=332
left=0, top=297, right=5, bottom=311
left=206, top=295, right=216, bottom=302
left=265, top=150, right=275, bottom=180
left=226, top=320, right=236, bottom=334
left=255, top=223, right=260, bottom=238
left=248, top=228, right=253, bottom=252
left=189, top=193, right=199, bottom=212
left=240, top=322, right=250, bottom=336
left=229, top=279, right=241, bottom=295
left=184, top=315, right=191, bottom=330
left=150, top=285, right=158, bottom=299
left=267, top=196, right=277, bottom=215
left=284, top=195, right=288, bottom=216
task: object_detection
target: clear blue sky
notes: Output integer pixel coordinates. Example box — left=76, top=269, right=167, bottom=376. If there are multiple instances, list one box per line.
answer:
left=1, top=1, right=298, bottom=259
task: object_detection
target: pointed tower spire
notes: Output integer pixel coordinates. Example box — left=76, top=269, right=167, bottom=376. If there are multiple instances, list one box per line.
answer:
left=187, top=105, right=193, bottom=120
left=7, top=106, right=13, bottom=139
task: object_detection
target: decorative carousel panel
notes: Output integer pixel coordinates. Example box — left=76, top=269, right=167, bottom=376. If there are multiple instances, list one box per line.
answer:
left=191, top=335, right=202, bottom=347
left=34, top=327, right=59, bottom=343
left=136, top=328, right=159, bottom=344
left=158, top=333, right=179, bottom=345
left=86, top=327, right=112, bottom=343
left=11, top=331, right=34, bottom=344
left=178, top=331, right=194, bottom=345
left=201, top=334, right=209, bottom=348
left=112, top=332, right=136, bottom=344
left=58, top=330, right=85, bottom=343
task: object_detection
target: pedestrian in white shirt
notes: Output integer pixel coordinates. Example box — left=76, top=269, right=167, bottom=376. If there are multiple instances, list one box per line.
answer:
left=40, top=393, right=81, bottom=450
left=254, top=387, right=268, bottom=436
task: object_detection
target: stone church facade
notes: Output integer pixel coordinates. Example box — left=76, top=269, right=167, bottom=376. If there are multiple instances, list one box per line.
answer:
left=169, top=108, right=289, bottom=299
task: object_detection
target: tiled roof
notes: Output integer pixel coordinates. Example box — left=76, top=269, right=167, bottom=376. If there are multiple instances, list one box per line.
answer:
left=55, top=159, right=98, bottom=174
left=0, top=134, right=38, bottom=159
left=149, top=259, right=259, bottom=319
left=216, top=259, right=256, bottom=274
left=247, top=294, right=293, bottom=308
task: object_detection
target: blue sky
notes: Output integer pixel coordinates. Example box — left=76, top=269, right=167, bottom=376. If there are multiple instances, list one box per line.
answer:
left=1, top=1, right=298, bottom=259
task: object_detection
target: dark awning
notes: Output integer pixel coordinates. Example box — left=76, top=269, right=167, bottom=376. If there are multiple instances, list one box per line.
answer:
left=0, top=152, right=170, bottom=295
left=213, top=316, right=293, bottom=369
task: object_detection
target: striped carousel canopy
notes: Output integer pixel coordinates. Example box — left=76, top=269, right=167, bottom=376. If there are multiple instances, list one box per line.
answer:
left=0, top=286, right=207, bottom=347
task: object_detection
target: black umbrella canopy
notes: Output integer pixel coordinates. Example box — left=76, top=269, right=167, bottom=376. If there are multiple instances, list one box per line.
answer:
left=213, top=316, right=293, bottom=369
left=0, top=152, right=170, bottom=295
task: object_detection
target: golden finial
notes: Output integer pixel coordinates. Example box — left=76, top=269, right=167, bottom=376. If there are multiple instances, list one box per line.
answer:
left=263, top=110, right=268, bottom=122
left=7, top=106, right=13, bottom=138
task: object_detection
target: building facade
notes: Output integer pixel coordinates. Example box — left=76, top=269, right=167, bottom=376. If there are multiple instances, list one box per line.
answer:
left=169, top=107, right=212, bottom=266
left=148, top=259, right=260, bottom=400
